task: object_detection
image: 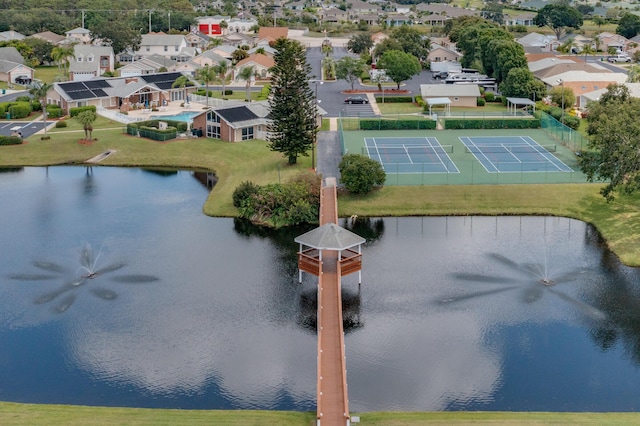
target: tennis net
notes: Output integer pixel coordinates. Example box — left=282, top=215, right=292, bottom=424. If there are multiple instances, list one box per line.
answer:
left=464, top=144, right=556, bottom=154
left=363, top=144, right=454, bottom=155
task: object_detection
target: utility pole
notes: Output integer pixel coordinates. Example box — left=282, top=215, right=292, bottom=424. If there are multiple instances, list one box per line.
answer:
left=148, top=9, right=152, bottom=33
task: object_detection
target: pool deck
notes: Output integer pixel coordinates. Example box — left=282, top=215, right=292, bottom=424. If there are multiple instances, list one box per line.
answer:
left=124, top=101, right=208, bottom=121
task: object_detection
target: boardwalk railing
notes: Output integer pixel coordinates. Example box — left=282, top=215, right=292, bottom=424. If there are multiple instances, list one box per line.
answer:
left=317, top=271, right=324, bottom=425
left=336, top=260, right=351, bottom=425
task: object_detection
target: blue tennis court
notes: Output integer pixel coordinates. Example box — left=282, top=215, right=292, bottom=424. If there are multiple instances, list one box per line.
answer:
left=460, top=136, right=573, bottom=173
left=363, top=137, right=459, bottom=174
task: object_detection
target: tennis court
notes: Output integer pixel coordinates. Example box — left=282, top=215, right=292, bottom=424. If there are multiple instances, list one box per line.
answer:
left=363, top=137, right=459, bottom=174
left=460, top=136, right=572, bottom=173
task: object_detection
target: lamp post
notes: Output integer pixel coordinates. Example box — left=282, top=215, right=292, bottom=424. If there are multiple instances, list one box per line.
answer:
left=311, top=79, right=323, bottom=171
left=557, top=78, right=565, bottom=125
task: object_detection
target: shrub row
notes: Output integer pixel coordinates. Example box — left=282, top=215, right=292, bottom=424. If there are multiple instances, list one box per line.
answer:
left=0, top=136, right=22, bottom=145
left=360, top=119, right=437, bottom=130
left=444, top=118, right=541, bottom=130
left=373, top=95, right=414, bottom=103
left=70, top=105, right=96, bottom=117
left=8, top=102, right=33, bottom=119
left=45, top=105, right=63, bottom=118
left=126, top=119, right=188, bottom=141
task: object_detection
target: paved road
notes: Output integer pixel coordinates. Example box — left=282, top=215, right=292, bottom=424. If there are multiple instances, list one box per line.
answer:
left=0, top=120, right=48, bottom=138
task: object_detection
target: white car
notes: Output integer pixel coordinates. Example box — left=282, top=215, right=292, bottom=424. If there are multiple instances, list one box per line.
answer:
left=607, top=54, right=631, bottom=63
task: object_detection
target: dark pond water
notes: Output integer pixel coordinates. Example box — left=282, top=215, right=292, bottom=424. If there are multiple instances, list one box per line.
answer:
left=1, top=167, right=640, bottom=412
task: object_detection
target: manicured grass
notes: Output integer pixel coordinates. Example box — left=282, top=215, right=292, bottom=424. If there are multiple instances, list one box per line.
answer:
left=2, top=403, right=639, bottom=425
left=34, top=66, right=60, bottom=84
left=0, top=402, right=315, bottom=425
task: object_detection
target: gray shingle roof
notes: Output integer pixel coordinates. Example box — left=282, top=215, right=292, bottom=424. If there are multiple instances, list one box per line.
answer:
left=295, top=223, right=365, bottom=251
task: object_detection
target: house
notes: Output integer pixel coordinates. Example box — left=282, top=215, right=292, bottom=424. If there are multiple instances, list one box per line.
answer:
left=428, top=44, right=462, bottom=63
left=0, top=31, right=26, bottom=42
left=598, top=32, right=629, bottom=53
left=30, top=31, right=66, bottom=46
left=580, top=83, right=640, bottom=109
left=505, top=13, right=536, bottom=27
left=191, top=98, right=325, bottom=143
left=234, top=54, right=275, bottom=80
left=222, top=32, right=256, bottom=48
left=415, top=4, right=478, bottom=25
left=119, top=34, right=191, bottom=63
left=257, top=27, right=288, bottom=45
left=517, top=32, right=558, bottom=52
left=320, top=9, right=349, bottom=24
left=0, top=47, right=35, bottom=84
left=185, top=32, right=210, bottom=51
left=385, top=13, right=413, bottom=27
left=226, top=16, right=259, bottom=34
left=69, top=45, right=115, bottom=81
left=191, top=50, right=229, bottom=68
left=420, top=84, right=481, bottom=108
left=349, top=0, right=382, bottom=15
left=47, top=72, right=194, bottom=113
left=194, top=101, right=271, bottom=142
left=65, top=27, right=92, bottom=44
left=118, top=55, right=177, bottom=77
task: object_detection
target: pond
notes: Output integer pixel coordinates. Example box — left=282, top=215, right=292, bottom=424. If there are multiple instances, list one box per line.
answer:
left=1, top=167, right=640, bottom=412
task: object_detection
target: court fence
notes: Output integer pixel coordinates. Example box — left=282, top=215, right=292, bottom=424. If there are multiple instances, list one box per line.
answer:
left=537, top=111, right=587, bottom=152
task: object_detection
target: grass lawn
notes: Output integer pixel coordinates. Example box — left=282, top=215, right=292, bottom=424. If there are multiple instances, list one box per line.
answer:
left=2, top=118, right=640, bottom=423
left=1, top=403, right=639, bottom=425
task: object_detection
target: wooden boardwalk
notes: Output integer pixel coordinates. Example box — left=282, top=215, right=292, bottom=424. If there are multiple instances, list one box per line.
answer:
left=317, top=178, right=350, bottom=425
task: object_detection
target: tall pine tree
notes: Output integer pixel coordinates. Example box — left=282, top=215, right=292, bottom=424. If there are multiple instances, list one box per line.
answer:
left=268, top=38, right=316, bottom=165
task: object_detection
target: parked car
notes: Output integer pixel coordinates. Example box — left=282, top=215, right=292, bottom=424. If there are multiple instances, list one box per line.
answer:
left=433, top=71, right=449, bottom=79
left=14, top=76, right=32, bottom=85
left=344, top=96, right=369, bottom=104
left=607, top=54, right=631, bottom=63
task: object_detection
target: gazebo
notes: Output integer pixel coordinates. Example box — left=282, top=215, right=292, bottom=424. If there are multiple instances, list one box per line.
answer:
left=295, top=223, right=365, bottom=283
left=426, top=97, right=451, bottom=117
left=506, top=97, right=536, bottom=115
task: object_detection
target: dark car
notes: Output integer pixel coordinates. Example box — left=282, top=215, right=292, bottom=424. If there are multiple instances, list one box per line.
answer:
left=344, top=96, right=369, bottom=104
left=14, top=76, right=32, bottom=85
left=433, top=71, right=449, bottom=79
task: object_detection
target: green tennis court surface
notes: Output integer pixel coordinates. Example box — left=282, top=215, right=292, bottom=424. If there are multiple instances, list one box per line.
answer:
left=344, top=129, right=589, bottom=185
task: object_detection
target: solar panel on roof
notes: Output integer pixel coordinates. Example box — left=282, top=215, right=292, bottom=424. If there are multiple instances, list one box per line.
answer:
left=91, top=88, right=108, bottom=97
left=62, top=82, right=86, bottom=91
left=67, top=90, right=96, bottom=100
left=84, top=80, right=111, bottom=89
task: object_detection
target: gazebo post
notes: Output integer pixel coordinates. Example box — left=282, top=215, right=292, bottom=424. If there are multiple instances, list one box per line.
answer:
left=358, top=245, right=362, bottom=284
left=298, top=243, right=303, bottom=283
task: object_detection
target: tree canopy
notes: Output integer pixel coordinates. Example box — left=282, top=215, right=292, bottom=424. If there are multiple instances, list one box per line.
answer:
left=580, top=84, right=640, bottom=201
left=335, top=56, right=366, bottom=91
left=346, top=32, right=373, bottom=55
left=499, top=67, right=546, bottom=100
left=533, top=4, right=583, bottom=39
left=268, top=38, right=316, bottom=165
left=339, top=154, right=386, bottom=194
left=377, top=50, right=421, bottom=89
left=617, top=13, right=640, bottom=39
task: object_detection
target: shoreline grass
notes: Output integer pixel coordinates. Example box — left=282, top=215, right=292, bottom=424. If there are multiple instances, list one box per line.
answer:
left=1, top=402, right=639, bottom=425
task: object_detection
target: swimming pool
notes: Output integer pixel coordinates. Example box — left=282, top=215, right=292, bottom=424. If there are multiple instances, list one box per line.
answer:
left=150, top=111, right=201, bottom=122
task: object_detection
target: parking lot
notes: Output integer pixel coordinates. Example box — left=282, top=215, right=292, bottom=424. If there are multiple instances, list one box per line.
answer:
left=0, top=121, right=48, bottom=138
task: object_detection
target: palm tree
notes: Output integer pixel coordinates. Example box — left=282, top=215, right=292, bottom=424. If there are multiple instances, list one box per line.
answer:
left=51, top=45, right=75, bottom=79
left=195, top=64, right=217, bottom=107
left=237, top=66, right=255, bottom=102
left=76, top=110, right=97, bottom=141
left=171, top=75, right=192, bottom=105
left=29, top=83, right=52, bottom=135
left=215, top=60, right=229, bottom=97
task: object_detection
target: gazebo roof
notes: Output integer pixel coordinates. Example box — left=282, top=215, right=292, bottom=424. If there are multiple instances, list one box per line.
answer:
left=295, top=223, right=365, bottom=251
left=506, top=97, right=535, bottom=106
left=426, top=97, right=451, bottom=105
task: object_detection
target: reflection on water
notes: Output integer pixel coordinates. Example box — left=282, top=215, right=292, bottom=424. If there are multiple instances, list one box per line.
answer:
left=2, top=168, right=640, bottom=412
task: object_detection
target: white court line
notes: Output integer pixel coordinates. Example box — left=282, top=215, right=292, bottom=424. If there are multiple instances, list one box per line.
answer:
left=461, top=137, right=498, bottom=173
left=520, top=136, right=570, bottom=172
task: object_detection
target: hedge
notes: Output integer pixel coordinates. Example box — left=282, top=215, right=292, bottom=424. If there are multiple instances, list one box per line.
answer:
left=444, top=118, right=541, bottom=130
left=359, top=118, right=437, bottom=130
left=373, top=95, right=414, bottom=103
left=257, top=84, right=270, bottom=101
left=126, top=119, right=190, bottom=141
left=0, top=136, right=22, bottom=145
left=45, top=105, right=63, bottom=118
left=8, top=102, right=33, bottom=119
left=477, top=97, right=485, bottom=106
left=70, top=105, right=97, bottom=117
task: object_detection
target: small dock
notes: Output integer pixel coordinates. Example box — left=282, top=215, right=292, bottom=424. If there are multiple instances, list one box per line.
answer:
left=295, top=178, right=364, bottom=426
